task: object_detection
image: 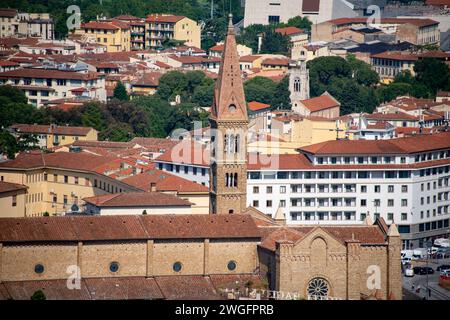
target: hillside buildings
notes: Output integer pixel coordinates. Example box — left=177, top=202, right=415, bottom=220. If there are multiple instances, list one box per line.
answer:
left=0, top=8, right=54, bottom=40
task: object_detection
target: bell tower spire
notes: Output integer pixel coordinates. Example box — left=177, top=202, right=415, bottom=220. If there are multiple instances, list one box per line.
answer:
left=209, top=13, right=248, bottom=215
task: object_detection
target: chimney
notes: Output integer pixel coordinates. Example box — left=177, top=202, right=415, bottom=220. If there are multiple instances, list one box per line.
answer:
left=150, top=182, right=157, bottom=192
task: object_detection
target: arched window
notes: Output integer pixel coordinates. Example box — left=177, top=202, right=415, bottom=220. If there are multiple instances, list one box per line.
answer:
left=294, top=77, right=301, bottom=92
left=224, top=134, right=228, bottom=153
left=225, top=173, right=229, bottom=187
left=235, top=135, right=240, bottom=153
left=229, top=134, right=235, bottom=154
left=234, top=173, right=238, bottom=187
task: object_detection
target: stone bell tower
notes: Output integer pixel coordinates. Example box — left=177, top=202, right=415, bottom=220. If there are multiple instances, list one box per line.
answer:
left=209, top=14, right=248, bottom=215
left=289, top=57, right=310, bottom=113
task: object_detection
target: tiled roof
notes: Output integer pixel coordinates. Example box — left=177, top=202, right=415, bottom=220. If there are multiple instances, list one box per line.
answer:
left=155, top=140, right=210, bottom=167
left=81, top=20, right=130, bottom=30
left=132, top=72, right=162, bottom=87
left=0, top=8, right=17, bottom=18
left=0, top=214, right=261, bottom=242
left=371, top=51, right=418, bottom=61
left=239, top=55, right=261, bottom=63
left=73, top=140, right=131, bottom=149
left=0, top=60, right=19, bottom=67
left=426, top=0, right=450, bottom=5
left=10, top=124, right=94, bottom=136
left=365, top=112, right=418, bottom=121
left=145, top=14, right=186, bottom=23
left=83, top=192, right=192, bottom=207
left=130, top=137, right=178, bottom=152
left=0, top=181, right=27, bottom=194
left=248, top=101, right=271, bottom=111
left=155, top=276, right=217, bottom=300
left=328, top=17, right=439, bottom=28
left=209, top=44, right=224, bottom=52
left=122, top=169, right=209, bottom=193
left=275, top=26, right=305, bottom=36
left=261, top=57, right=289, bottom=66
left=300, top=131, right=450, bottom=155
left=300, top=93, right=340, bottom=112
left=0, top=68, right=102, bottom=80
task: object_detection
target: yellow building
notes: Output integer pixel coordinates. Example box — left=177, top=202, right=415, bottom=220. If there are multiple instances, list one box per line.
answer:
left=145, top=14, right=201, bottom=49
left=10, top=124, right=98, bottom=149
left=0, top=151, right=141, bottom=217
left=0, top=181, right=27, bottom=217
left=130, top=72, right=162, bottom=97
left=75, top=20, right=131, bottom=52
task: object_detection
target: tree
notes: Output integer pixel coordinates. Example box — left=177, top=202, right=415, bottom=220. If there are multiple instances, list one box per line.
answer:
left=0, top=130, right=18, bottom=159
left=31, top=290, right=46, bottom=300
left=113, top=81, right=129, bottom=101
left=260, top=29, right=291, bottom=55
left=284, top=16, right=312, bottom=31
left=157, top=71, right=188, bottom=101
left=237, top=24, right=270, bottom=53
left=244, top=77, right=277, bottom=105
left=270, top=76, right=291, bottom=110
left=192, top=85, right=214, bottom=108
left=347, top=54, right=379, bottom=86
left=414, top=58, right=450, bottom=94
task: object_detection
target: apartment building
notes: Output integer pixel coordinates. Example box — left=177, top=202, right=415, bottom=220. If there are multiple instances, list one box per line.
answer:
left=145, top=14, right=201, bottom=49
left=0, top=151, right=142, bottom=217
left=243, top=0, right=358, bottom=27
left=0, top=8, right=54, bottom=39
left=246, top=132, right=450, bottom=249
left=0, top=181, right=27, bottom=218
left=312, top=17, right=440, bottom=46
left=9, top=124, right=98, bottom=149
left=114, top=15, right=146, bottom=51
left=0, top=68, right=107, bottom=107
left=75, top=20, right=131, bottom=52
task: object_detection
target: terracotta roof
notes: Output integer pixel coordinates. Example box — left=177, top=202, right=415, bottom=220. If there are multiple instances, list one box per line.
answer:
left=0, top=68, right=102, bottom=81
left=300, top=131, right=450, bottom=155
left=155, top=140, right=210, bottom=167
left=300, top=93, right=340, bottom=112
left=261, top=57, right=289, bottom=66
left=154, top=60, right=171, bottom=69
left=155, top=276, right=217, bottom=300
left=169, top=55, right=204, bottom=65
left=426, top=0, right=450, bottom=5
left=11, top=124, right=94, bottom=136
left=114, top=15, right=142, bottom=21
left=437, top=91, right=450, bottom=97
left=122, top=169, right=208, bottom=193
left=0, top=60, right=19, bottom=67
left=83, top=192, right=192, bottom=208
left=73, top=140, right=131, bottom=149
left=0, top=8, right=17, bottom=18
left=259, top=224, right=387, bottom=252
left=366, top=121, right=394, bottom=130
left=0, top=181, right=27, bottom=194
left=371, top=51, right=418, bottom=61
left=146, top=14, right=186, bottom=23
left=239, top=55, right=261, bottom=63
left=209, top=44, right=224, bottom=52
left=365, top=112, right=418, bottom=121
left=0, top=214, right=261, bottom=242
left=275, top=26, right=305, bottom=36
left=132, top=72, right=162, bottom=87
left=248, top=101, right=271, bottom=111
left=130, top=137, right=178, bottom=152
left=81, top=20, right=130, bottom=30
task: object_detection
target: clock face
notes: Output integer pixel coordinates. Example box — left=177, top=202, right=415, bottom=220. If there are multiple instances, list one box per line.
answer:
left=229, top=104, right=237, bottom=113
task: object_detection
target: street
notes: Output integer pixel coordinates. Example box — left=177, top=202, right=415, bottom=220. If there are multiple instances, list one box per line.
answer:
left=402, top=258, right=450, bottom=300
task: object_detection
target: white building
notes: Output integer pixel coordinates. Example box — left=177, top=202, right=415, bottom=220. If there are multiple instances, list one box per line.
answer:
left=246, top=132, right=450, bottom=249
left=243, top=0, right=358, bottom=27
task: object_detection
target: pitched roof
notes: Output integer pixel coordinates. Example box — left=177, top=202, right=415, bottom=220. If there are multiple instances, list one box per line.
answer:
left=0, top=8, right=17, bottom=18
left=145, top=14, right=186, bottom=23
left=81, top=20, right=130, bottom=30
left=0, top=181, right=27, bottom=194
left=122, top=169, right=208, bottom=193
left=10, top=124, right=94, bottom=136
left=300, top=131, right=450, bottom=155
left=300, top=92, right=340, bottom=112
left=83, top=192, right=192, bottom=207
left=0, top=214, right=261, bottom=242
left=248, top=101, right=271, bottom=111
left=0, top=68, right=102, bottom=81
left=155, top=140, right=210, bottom=167
left=132, top=72, right=162, bottom=87
left=239, top=55, right=261, bottom=63
left=261, top=57, right=289, bottom=66
left=275, top=26, right=305, bottom=36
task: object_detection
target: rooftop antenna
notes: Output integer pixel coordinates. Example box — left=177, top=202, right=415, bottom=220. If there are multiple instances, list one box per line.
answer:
left=211, top=0, right=214, bottom=19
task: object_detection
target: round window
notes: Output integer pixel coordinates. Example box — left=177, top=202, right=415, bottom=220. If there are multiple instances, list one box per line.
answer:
left=227, top=261, right=237, bottom=271
left=307, top=277, right=329, bottom=298
left=34, top=264, right=44, bottom=274
left=173, top=262, right=183, bottom=272
left=109, top=262, right=120, bottom=273
left=228, top=104, right=237, bottom=113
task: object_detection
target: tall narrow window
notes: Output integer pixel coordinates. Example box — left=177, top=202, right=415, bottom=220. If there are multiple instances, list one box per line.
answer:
left=294, top=78, right=301, bottom=92
left=235, top=135, right=240, bottom=153
left=234, top=173, right=238, bottom=187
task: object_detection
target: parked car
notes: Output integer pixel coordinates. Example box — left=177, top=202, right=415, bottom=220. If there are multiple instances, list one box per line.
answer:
left=436, top=265, right=450, bottom=272
left=405, top=268, right=414, bottom=277
left=413, top=267, right=434, bottom=275
left=402, top=257, right=412, bottom=265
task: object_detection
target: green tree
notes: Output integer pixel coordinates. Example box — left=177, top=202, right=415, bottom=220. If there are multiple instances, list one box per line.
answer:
left=347, top=54, right=379, bottom=86
left=113, top=81, right=129, bottom=101
left=0, top=130, right=18, bottom=159
left=244, top=77, right=277, bottom=104
left=192, top=84, right=214, bottom=108
left=80, top=103, right=107, bottom=131
left=413, top=58, right=450, bottom=94
left=260, top=29, right=291, bottom=55
left=270, top=76, right=291, bottom=110
left=157, top=71, right=188, bottom=101
left=284, top=16, right=312, bottom=31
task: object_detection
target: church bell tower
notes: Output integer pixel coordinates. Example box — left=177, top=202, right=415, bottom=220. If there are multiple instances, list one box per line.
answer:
left=209, top=14, right=248, bottom=215
left=289, top=57, right=310, bottom=113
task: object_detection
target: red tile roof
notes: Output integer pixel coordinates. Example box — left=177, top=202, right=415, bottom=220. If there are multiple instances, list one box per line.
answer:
left=155, top=276, right=217, bottom=300
left=122, top=169, right=208, bottom=193
left=81, top=20, right=130, bottom=30
left=0, top=68, right=102, bottom=81
left=209, top=44, right=224, bottom=52
left=248, top=101, right=271, bottom=111
left=0, top=8, right=17, bottom=18
left=371, top=51, right=418, bottom=61
left=83, top=192, right=192, bottom=207
left=132, top=72, right=162, bottom=87
left=145, top=14, right=186, bottom=23
left=275, top=26, right=305, bottom=36
left=328, top=17, right=439, bottom=28
left=261, top=57, right=289, bottom=66
left=365, top=112, right=418, bottom=121
left=155, top=140, right=210, bottom=167
left=301, top=93, right=340, bottom=112
left=0, top=181, right=27, bottom=194
left=0, top=214, right=261, bottom=242
left=239, top=55, right=261, bottom=63
left=11, top=124, right=94, bottom=136
left=300, top=131, right=450, bottom=155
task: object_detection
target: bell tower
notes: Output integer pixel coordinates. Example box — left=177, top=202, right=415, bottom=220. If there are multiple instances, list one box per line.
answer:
left=209, top=14, right=248, bottom=215
left=289, top=57, right=310, bottom=113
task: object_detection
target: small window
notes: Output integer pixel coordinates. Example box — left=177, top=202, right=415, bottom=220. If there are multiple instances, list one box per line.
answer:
left=34, top=264, right=44, bottom=274
left=173, top=262, right=183, bottom=272
left=227, top=261, right=237, bottom=271
left=109, top=262, right=120, bottom=273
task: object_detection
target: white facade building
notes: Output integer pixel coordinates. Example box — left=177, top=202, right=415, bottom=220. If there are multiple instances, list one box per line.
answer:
left=243, top=0, right=358, bottom=27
